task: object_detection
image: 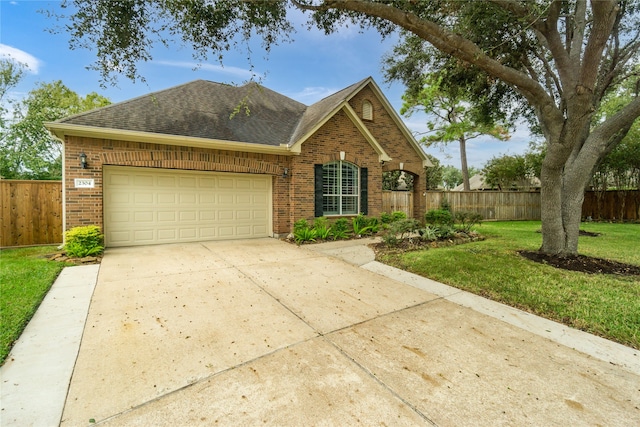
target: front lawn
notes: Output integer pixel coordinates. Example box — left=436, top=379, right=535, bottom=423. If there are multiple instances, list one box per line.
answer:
left=0, top=246, right=68, bottom=365
left=377, top=221, right=640, bottom=349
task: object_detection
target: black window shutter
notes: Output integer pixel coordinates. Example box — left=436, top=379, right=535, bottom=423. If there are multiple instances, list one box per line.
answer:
left=360, top=167, right=368, bottom=215
left=314, top=164, right=324, bottom=217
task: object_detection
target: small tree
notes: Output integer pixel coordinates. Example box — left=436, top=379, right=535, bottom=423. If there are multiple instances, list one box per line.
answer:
left=0, top=78, right=110, bottom=179
left=483, top=155, right=529, bottom=191
left=400, top=74, right=510, bottom=191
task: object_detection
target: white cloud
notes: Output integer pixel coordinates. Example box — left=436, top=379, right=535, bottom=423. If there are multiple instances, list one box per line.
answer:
left=0, top=44, right=41, bottom=74
left=154, top=60, right=255, bottom=79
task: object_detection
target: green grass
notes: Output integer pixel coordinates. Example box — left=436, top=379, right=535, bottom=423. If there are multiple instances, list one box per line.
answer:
left=378, top=221, right=640, bottom=349
left=0, top=246, right=68, bottom=365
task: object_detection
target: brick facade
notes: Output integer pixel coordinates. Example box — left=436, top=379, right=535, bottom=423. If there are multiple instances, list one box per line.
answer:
left=62, top=81, right=427, bottom=241
left=348, top=86, right=427, bottom=219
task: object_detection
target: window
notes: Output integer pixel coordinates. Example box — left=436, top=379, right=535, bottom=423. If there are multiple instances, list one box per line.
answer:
left=362, top=100, right=373, bottom=120
left=322, top=161, right=359, bottom=215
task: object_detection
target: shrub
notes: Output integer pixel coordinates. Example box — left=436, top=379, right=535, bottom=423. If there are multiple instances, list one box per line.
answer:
left=454, top=211, right=483, bottom=233
left=417, top=226, right=437, bottom=241
left=293, top=219, right=317, bottom=244
left=330, top=218, right=351, bottom=240
left=433, top=224, right=456, bottom=239
left=293, top=219, right=310, bottom=233
left=366, top=216, right=380, bottom=234
left=391, top=211, right=407, bottom=222
left=64, top=225, right=104, bottom=258
left=425, top=209, right=454, bottom=227
left=381, top=218, right=420, bottom=247
left=380, top=212, right=394, bottom=224
left=313, top=217, right=332, bottom=240
left=381, top=211, right=407, bottom=225
left=294, top=228, right=317, bottom=244
left=352, top=213, right=374, bottom=236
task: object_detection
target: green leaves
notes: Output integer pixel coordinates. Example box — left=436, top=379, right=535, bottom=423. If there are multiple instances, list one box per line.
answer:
left=0, top=72, right=110, bottom=180
left=64, top=225, right=104, bottom=258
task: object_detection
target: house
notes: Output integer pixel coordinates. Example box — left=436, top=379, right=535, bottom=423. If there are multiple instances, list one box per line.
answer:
left=46, top=77, right=431, bottom=247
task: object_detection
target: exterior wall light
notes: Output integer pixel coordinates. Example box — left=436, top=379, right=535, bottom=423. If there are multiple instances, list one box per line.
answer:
left=282, top=167, right=289, bottom=178
left=80, top=152, right=88, bottom=169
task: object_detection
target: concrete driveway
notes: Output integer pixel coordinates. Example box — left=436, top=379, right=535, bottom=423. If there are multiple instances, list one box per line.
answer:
left=61, top=239, right=639, bottom=426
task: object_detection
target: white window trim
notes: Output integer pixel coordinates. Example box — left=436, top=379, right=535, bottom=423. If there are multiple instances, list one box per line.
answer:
left=323, top=161, right=360, bottom=216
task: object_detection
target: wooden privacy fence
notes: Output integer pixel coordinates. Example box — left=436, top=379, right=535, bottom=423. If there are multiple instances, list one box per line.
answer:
left=382, top=191, right=413, bottom=218
left=423, top=190, right=639, bottom=221
left=582, top=190, right=639, bottom=221
left=1, top=180, right=63, bottom=247
left=425, top=191, right=542, bottom=221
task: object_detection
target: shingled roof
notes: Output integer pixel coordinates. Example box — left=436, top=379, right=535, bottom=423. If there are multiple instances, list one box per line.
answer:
left=59, top=77, right=375, bottom=147
left=58, top=80, right=308, bottom=147
left=50, top=77, right=429, bottom=166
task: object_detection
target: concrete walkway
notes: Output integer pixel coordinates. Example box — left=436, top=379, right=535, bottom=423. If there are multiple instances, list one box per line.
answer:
left=1, top=264, right=100, bottom=427
left=1, top=238, right=639, bottom=426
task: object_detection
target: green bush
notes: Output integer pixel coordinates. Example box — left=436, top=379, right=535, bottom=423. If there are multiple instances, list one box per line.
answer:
left=330, top=218, right=351, bottom=240
left=366, top=216, right=380, bottom=234
left=380, top=212, right=394, bottom=224
left=418, top=226, right=437, bottom=241
left=293, top=219, right=317, bottom=244
left=433, top=224, right=456, bottom=239
left=425, top=209, right=454, bottom=227
left=352, top=213, right=373, bottom=236
left=294, top=228, right=317, bottom=244
left=454, top=211, right=483, bottom=233
left=64, top=225, right=104, bottom=258
left=391, top=211, right=407, bottom=222
left=381, top=211, right=407, bottom=225
left=381, top=218, right=420, bottom=246
left=293, top=219, right=310, bottom=233
left=313, top=217, right=332, bottom=240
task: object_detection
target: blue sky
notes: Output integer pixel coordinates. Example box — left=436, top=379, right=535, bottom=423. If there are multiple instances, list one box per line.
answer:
left=0, top=0, right=532, bottom=168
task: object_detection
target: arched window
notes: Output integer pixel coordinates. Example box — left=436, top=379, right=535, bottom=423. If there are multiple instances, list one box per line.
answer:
left=362, top=100, right=373, bottom=121
left=322, top=161, right=359, bottom=216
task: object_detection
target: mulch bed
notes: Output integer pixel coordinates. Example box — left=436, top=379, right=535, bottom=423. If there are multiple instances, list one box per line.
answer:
left=519, top=251, right=640, bottom=276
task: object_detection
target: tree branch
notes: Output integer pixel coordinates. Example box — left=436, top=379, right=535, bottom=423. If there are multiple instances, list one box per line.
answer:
left=300, top=0, right=562, bottom=127
left=569, top=0, right=588, bottom=63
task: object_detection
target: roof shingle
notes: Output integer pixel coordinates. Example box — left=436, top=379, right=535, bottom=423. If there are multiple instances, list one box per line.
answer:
left=60, top=80, right=309, bottom=146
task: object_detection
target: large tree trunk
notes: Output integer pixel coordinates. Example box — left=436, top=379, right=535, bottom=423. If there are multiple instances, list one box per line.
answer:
left=540, top=162, right=591, bottom=256
left=459, top=136, right=470, bottom=191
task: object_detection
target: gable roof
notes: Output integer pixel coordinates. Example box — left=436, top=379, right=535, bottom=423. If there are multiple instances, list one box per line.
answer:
left=54, top=80, right=306, bottom=147
left=47, top=78, right=429, bottom=165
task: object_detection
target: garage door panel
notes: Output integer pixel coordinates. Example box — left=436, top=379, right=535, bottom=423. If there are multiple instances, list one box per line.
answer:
left=134, top=175, right=154, bottom=186
left=104, top=166, right=271, bottom=247
left=109, top=212, right=130, bottom=223
left=134, top=193, right=154, bottom=204
left=200, top=228, right=216, bottom=238
left=157, top=176, right=176, bottom=187
left=134, top=212, right=154, bottom=222
left=134, top=229, right=155, bottom=242
left=179, top=177, right=197, bottom=188
left=158, top=193, right=176, bottom=204
left=218, top=177, right=234, bottom=189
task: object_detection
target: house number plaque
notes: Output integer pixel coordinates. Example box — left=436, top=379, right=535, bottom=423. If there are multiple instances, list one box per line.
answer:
left=74, top=178, right=95, bottom=188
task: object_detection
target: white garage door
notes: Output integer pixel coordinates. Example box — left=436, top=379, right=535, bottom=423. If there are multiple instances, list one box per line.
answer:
left=103, top=166, right=272, bottom=247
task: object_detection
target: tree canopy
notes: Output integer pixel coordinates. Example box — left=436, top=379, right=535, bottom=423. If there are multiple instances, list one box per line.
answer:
left=59, top=0, right=640, bottom=255
left=0, top=63, right=110, bottom=179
